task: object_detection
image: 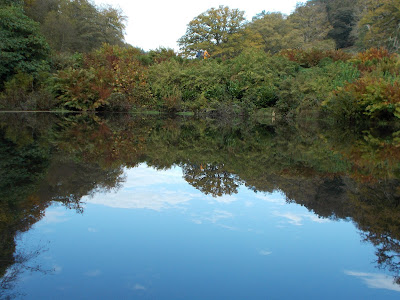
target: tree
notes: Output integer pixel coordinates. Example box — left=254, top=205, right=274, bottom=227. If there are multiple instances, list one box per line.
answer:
left=287, top=2, right=335, bottom=49
left=0, top=4, right=50, bottom=87
left=249, top=11, right=292, bottom=53
left=312, top=0, right=358, bottom=49
left=24, top=0, right=60, bottom=23
left=357, top=0, right=400, bottom=52
left=178, top=5, right=246, bottom=58
left=25, top=0, right=127, bottom=53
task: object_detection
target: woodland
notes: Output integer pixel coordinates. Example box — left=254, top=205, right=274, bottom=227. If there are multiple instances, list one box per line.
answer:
left=1, top=0, right=400, bottom=123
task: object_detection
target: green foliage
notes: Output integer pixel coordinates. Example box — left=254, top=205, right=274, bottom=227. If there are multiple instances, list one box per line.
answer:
left=279, top=48, right=352, bottom=68
left=149, top=49, right=299, bottom=112
left=323, top=48, right=400, bottom=122
left=0, top=5, right=50, bottom=88
left=25, top=0, right=126, bottom=53
left=287, top=1, right=336, bottom=49
left=276, top=59, right=360, bottom=118
left=312, top=0, right=358, bottom=48
left=249, top=12, right=292, bottom=53
left=324, top=77, right=400, bottom=121
left=178, top=5, right=246, bottom=58
left=357, top=0, right=400, bottom=52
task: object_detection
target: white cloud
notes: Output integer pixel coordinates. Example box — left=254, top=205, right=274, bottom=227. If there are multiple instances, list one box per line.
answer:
left=42, top=209, right=69, bottom=224
left=133, top=284, right=146, bottom=291
left=255, top=193, right=285, bottom=205
left=259, top=250, right=272, bottom=256
left=345, top=271, right=400, bottom=292
left=213, top=194, right=238, bottom=204
left=53, top=264, right=63, bottom=274
left=275, top=212, right=304, bottom=226
left=85, top=164, right=201, bottom=211
left=86, top=189, right=195, bottom=211
left=205, top=210, right=234, bottom=224
left=274, top=211, right=330, bottom=226
left=123, top=164, right=184, bottom=187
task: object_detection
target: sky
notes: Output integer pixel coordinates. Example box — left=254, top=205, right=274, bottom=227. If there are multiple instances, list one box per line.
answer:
left=93, top=0, right=300, bottom=51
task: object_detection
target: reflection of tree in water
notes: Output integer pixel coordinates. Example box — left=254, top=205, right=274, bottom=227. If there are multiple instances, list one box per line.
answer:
left=257, top=173, right=400, bottom=285
left=2, top=112, right=400, bottom=288
left=182, top=163, right=242, bottom=197
left=37, top=157, right=125, bottom=213
left=0, top=114, right=127, bottom=295
left=350, top=181, right=400, bottom=285
left=0, top=245, right=52, bottom=300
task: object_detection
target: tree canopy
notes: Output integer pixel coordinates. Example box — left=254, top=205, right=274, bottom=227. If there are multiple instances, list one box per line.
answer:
left=24, top=0, right=127, bottom=53
left=357, top=0, right=400, bottom=52
left=0, top=4, right=50, bottom=86
left=178, top=5, right=246, bottom=58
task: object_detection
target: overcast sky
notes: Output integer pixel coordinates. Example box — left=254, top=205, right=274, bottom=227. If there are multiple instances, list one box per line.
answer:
left=93, top=0, right=300, bottom=51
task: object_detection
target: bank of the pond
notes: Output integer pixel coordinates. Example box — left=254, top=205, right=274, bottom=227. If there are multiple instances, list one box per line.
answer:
left=1, top=46, right=400, bottom=124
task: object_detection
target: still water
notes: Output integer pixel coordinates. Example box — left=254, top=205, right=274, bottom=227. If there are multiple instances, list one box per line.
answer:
left=1, top=113, right=400, bottom=299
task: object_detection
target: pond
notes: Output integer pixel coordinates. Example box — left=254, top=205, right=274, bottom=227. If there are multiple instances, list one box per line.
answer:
left=1, top=113, right=400, bottom=299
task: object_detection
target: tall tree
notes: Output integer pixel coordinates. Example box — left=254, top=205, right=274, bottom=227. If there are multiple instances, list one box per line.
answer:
left=312, top=0, right=358, bottom=48
left=0, top=4, right=50, bottom=87
left=24, top=0, right=126, bottom=53
left=357, top=0, right=400, bottom=52
left=178, top=5, right=246, bottom=58
left=249, top=11, right=293, bottom=53
left=287, top=1, right=335, bottom=49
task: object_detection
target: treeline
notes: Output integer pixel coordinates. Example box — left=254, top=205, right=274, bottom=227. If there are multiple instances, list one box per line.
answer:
left=0, top=0, right=126, bottom=85
left=178, top=0, right=400, bottom=58
left=0, top=0, right=400, bottom=124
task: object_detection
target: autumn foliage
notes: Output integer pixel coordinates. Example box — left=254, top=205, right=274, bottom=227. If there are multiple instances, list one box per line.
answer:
left=53, top=45, right=152, bottom=111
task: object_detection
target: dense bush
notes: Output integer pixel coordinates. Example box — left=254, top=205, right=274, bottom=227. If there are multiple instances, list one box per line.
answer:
left=53, top=45, right=152, bottom=111
left=276, top=60, right=360, bottom=118
left=322, top=49, right=400, bottom=123
left=278, top=48, right=352, bottom=68
left=323, top=77, right=400, bottom=122
left=149, top=49, right=299, bottom=113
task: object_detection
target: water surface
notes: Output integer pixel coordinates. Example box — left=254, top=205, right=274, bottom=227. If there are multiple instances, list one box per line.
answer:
left=1, top=113, right=399, bottom=299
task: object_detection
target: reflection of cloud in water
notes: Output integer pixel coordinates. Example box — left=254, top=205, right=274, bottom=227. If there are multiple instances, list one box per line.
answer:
left=86, top=190, right=196, bottom=211
left=85, top=164, right=200, bottom=211
left=259, top=250, right=272, bottom=256
left=274, top=211, right=330, bottom=226
left=53, top=264, right=62, bottom=274
left=42, top=209, right=69, bottom=224
left=124, top=164, right=184, bottom=187
left=84, top=269, right=102, bottom=277
left=205, top=210, right=234, bottom=223
left=192, top=210, right=237, bottom=230
left=86, top=164, right=240, bottom=211
left=133, top=284, right=146, bottom=291
left=255, top=193, right=285, bottom=205
left=213, top=195, right=237, bottom=204
left=345, top=271, right=400, bottom=292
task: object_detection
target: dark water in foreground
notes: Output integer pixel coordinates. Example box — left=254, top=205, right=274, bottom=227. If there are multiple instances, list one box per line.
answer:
left=1, top=113, right=400, bottom=299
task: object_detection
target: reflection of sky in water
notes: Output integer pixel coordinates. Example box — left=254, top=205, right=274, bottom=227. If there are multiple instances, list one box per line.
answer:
left=11, top=164, right=400, bottom=299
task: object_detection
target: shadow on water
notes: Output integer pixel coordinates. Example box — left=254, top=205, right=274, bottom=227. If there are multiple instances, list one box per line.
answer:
left=1, top=112, right=400, bottom=296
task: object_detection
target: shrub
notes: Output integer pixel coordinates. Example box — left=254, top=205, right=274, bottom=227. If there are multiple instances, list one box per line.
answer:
left=323, top=77, right=400, bottom=122
left=53, top=44, right=152, bottom=111
left=279, top=49, right=352, bottom=68
left=275, top=61, right=360, bottom=118
left=351, top=48, right=399, bottom=74
left=0, top=71, right=55, bottom=110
